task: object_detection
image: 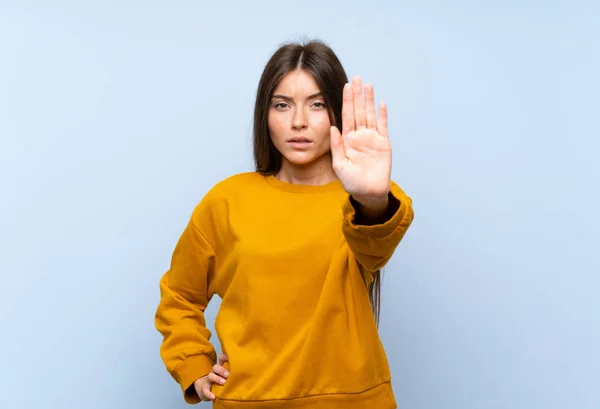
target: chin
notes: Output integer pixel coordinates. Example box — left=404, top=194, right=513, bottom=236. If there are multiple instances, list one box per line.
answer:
left=284, top=154, right=317, bottom=166
left=282, top=149, right=330, bottom=166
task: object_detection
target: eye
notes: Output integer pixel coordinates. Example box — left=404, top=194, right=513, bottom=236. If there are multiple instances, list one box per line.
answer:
left=273, top=102, right=289, bottom=109
left=312, top=102, right=327, bottom=108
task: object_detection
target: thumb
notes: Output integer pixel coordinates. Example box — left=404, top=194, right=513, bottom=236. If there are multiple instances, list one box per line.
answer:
left=329, top=125, right=345, bottom=165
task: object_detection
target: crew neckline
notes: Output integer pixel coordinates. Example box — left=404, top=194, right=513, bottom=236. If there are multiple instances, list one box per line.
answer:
left=263, top=174, right=342, bottom=193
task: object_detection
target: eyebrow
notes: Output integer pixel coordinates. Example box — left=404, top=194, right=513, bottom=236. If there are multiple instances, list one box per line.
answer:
left=271, top=92, right=323, bottom=102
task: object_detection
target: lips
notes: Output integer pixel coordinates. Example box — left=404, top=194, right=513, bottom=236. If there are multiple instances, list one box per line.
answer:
left=287, top=137, right=312, bottom=143
left=287, top=137, right=312, bottom=150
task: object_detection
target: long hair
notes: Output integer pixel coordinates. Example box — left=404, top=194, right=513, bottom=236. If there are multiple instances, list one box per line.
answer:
left=252, top=39, right=383, bottom=327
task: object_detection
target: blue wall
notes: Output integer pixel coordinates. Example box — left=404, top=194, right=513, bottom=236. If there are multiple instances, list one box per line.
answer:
left=1, top=1, right=598, bottom=408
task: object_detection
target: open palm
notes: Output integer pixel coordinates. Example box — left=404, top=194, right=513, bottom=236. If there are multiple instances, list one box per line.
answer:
left=330, top=76, right=392, bottom=199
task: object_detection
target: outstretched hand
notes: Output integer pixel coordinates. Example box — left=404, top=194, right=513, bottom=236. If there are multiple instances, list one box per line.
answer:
left=330, top=76, right=392, bottom=207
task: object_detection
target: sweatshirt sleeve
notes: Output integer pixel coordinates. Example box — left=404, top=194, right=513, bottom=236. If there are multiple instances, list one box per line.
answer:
left=341, top=181, right=414, bottom=273
left=154, top=217, right=217, bottom=404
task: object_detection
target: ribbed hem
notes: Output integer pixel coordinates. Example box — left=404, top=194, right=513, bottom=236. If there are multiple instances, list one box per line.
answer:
left=172, top=353, right=217, bottom=404
left=342, top=182, right=411, bottom=238
left=213, top=381, right=397, bottom=409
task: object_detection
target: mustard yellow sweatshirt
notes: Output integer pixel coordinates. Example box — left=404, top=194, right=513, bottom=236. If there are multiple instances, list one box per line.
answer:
left=155, top=171, right=414, bottom=408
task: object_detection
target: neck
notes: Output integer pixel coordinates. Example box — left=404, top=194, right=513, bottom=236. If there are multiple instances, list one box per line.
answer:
left=276, top=152, right=337, bottom=186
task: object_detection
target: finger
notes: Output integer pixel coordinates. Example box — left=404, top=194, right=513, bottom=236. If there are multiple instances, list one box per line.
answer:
left=213, top=364, right=230, bottom=378
left=377, top=101, right=388, bottom=138
left=330, top=125, right=345, bottom=165
left=208, top=372, right=227, bottom=385
left=365, top=83, right=377, bottom=129
left=341, top=82, right=354, bottom=137
left=219, top=353, right=228, bottom=366
left=352, top=76, right=366, bottom=129
left=201, top=385, right=215, bottom=401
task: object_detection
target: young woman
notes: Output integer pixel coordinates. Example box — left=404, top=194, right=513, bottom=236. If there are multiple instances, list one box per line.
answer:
left=155, top=40, right=414, bottom=408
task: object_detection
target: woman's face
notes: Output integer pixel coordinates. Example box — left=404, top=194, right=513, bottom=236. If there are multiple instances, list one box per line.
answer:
left=268, top=69, right=332, bottom=167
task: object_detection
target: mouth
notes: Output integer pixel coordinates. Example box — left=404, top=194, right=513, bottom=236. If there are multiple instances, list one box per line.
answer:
left=287, top=137, right=313, bottom=150
left=287, top=137, right=312, bottom=143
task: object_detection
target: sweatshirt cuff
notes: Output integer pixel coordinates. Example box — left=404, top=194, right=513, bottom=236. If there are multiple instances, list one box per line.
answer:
left=173, top=353, right=216, bottom=404
left=342, top=183, right=411, bottom=238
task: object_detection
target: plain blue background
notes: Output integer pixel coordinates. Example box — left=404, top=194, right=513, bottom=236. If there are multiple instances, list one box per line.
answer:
left=1, top=1, right=598, bottom=408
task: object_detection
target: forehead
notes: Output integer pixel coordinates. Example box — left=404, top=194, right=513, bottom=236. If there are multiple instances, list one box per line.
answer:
left=273, top=69, right=321, bottom=96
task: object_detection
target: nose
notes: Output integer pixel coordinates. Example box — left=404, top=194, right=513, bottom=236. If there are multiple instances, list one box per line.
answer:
left=292, top=107, right=308, bottom=130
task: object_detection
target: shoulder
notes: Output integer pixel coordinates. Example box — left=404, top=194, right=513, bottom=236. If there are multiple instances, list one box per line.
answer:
left=186, top=172, right=264, bottom=249
left=201, top=171, right=266, bottom=204
left=208, top=171, right=264, bottom=195
left=191, top=171, right=265, bottom=218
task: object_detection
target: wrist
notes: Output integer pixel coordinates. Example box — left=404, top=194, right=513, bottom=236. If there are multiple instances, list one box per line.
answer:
left=351, top=193, right=390, bottom=219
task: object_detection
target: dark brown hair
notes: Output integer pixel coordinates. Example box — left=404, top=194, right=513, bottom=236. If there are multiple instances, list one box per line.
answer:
left=252, top=39, right=383, bottom=327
